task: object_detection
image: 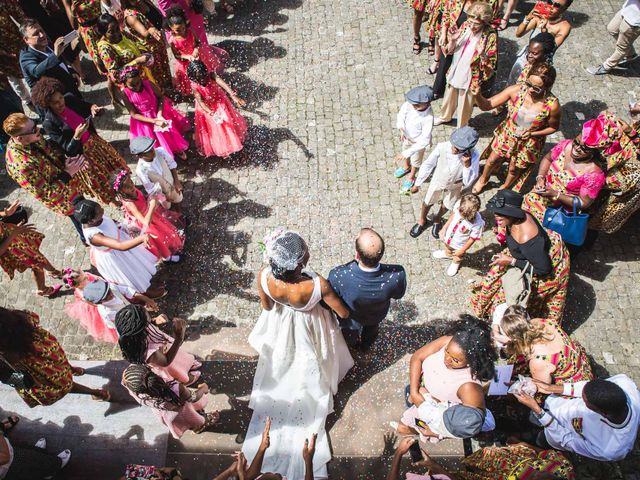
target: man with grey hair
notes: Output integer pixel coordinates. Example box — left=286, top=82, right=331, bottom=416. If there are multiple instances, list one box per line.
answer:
left=328, top=228, right=407, bottom=353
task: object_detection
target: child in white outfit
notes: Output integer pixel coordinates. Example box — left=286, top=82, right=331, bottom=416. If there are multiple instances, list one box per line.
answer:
left=433, top=193, right=484, bottom=276
left=394, top=85, right=434, bottom=189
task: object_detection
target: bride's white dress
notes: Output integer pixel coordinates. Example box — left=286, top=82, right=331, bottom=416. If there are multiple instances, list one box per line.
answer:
left=242, top=268, right=354, bottom=479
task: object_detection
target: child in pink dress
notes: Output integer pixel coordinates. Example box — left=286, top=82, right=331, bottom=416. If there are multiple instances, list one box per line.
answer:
left=122, top=364, right=218, bottom=439
left=157, top=1, right=208, bottom=44
left=121, top=67, right=190, bottom=160
left=115, top=304, right=202, bottom=386
left=187, top=60, right=247, bottom=158
left=111, top=171, right=184, bottom=263
left=165, top=7, right=229, bottom=97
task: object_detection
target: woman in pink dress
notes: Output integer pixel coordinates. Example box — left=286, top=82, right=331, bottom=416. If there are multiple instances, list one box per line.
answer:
left=110, top=170, right=184, bottom=262
left=115, top=304, right=201, bottom=385
left=165, top=7, right=228, bottom=97
left=121, top=67, right=190, bottom=160
left=156, top=0, right=208, bottom=43
left=122, top=364, right=218, bottom=439
left=187, top=60, right=247, bottom=158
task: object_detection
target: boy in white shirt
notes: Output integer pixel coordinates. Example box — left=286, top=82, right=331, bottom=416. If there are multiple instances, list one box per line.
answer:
left=409, top=126, right=480, bottom=239
left=434, top=193, right=484, bottom=276
left=394, top=85, right=434, bottom=190
left=130, top=136, right=183, bottom=212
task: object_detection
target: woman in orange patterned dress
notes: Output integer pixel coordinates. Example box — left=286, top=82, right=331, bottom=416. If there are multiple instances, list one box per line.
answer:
left=0, top=222, right=63, bottom=298
left=472, top=63, right=561, bottom=193
left=0, top=308, right=110, bottom=407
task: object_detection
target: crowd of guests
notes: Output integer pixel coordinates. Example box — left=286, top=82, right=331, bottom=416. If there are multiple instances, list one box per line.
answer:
left=0, top=0, right=639, bottom=479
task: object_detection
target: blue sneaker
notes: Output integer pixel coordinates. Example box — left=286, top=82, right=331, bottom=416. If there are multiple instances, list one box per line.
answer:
left=394, top=167, right=410, bottom=178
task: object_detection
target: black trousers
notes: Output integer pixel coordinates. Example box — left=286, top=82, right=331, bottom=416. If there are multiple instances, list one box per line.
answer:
left=5, top=444, right=62, bottom=480
left=339, top=318, right=380, bottom=350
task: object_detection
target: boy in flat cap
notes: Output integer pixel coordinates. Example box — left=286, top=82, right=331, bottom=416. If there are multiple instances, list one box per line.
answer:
left=409, top=126, right=480, bottom=239
left=394, top=85, right=434, bottom=191
left=131, top=137, right=183, bottom=212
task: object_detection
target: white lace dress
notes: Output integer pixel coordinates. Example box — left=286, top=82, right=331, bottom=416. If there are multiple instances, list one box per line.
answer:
left=242, top=268, right=354, bottom=479
left=83, top=215, right=157, bottom=293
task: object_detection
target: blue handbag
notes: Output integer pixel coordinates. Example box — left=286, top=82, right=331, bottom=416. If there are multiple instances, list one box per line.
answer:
left=542, top=196, right=589, bottom=246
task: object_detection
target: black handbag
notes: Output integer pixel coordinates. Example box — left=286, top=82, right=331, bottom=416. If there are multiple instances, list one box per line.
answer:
left=191, top=0, right=205, bottom=14
left=0, top=355, right=35, bottom=390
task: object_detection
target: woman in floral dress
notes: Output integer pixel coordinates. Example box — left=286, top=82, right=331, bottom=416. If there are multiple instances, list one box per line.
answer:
left=0, top=222, right=63, bottom=298
left=122, top=3, right=172, bottom=91
left=523, top=120, right=607, bottom=224
left=473, top=63, right=560, bottom=193
left=0, top=308, right=110, bottom=407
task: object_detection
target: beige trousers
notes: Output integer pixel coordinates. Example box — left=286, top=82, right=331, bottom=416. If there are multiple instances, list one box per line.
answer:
left=603, top=11, right=640, bottom=69
left=439, top=85, right=476, bottom=128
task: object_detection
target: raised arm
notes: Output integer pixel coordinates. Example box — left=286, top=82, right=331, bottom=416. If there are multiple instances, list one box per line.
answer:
left=147, top=319, right=186, bottom=367
left=474, top=84, right=518, bottom=111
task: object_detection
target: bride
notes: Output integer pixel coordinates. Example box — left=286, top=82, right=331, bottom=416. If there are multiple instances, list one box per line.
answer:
left=242, top=229, right=355, bottom=479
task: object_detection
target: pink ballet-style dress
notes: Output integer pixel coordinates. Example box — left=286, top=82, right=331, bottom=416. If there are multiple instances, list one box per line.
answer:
left=145, top=323, right=202, bottom=384
left=124, top=80, right=190, bottom=158
left=168, top=30, right=228, bottom=97
left=63, top=273, right=120, bottom=344
left=124, top=381, right=208, bottom=439
left=121, top=188, right=185, bottom=260
left=156, top=0, right=208, bottom=44
left=192, top=79, right=247, bottom=158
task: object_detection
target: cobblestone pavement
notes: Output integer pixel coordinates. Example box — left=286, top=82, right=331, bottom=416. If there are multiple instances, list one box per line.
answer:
left=1, top=0, right=640, bottom=476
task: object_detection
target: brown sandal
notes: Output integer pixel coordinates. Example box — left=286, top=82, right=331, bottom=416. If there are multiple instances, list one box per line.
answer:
left=194, top=411, right=220, bottom=433
left=413, top=36, right=422, bottom=55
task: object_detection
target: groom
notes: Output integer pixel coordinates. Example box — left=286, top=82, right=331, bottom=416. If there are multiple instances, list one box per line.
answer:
left=329, top=228, right=407, bottom=353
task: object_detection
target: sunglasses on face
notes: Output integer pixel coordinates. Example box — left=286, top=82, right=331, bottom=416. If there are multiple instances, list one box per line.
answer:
left=19, top=124, right=39, bottom=136
left=524, top=81, right=544, bottom=94
left=547, top=1, right=564, bottom=7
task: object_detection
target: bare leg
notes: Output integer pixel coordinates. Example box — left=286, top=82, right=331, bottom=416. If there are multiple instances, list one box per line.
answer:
left=431, top=205, right=447, bottom=224
left=72, top=57, right=85, bottom=81
left=107, top=79, right=121, bottom=106
left=42, top=259, right=62, bottom=278
left=473, top=152, right=505, bottom=194
left=71, top=382, right=109, bottom=400
left=413, top=9, right=424, bottom=41
left=418, top=203, right=433, bottom=226
left=32, top=268, right=47, bottom=292
left=499, top=161, right=523, bottom=190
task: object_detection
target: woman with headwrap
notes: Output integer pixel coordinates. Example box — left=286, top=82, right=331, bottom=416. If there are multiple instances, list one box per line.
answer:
left=115, top=304, right=201, bottom=386
left=241, top=228, right=354, bottom=480
left=122, top=364, right=216, bottom=438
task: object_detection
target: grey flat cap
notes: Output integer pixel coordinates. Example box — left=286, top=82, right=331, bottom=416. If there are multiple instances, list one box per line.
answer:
left=83, top=279, right=110, bottom=304
left=450, top=126, right=479, bottom=152
left=443, top=405, right=485, bottom=438
left=405, top=85, right=434, bottom=104
left=129, top=136, right=155, bottom=155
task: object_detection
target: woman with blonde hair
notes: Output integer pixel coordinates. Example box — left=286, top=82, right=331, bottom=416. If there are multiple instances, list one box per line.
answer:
left=499, top=305, right=593, bottom=385
left=434, top=1, right=498, bottom=128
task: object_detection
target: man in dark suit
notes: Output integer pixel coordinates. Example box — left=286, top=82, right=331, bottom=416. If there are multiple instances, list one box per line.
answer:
left=18, top=18, right=81, bottom=98
left=329, top=228, right=407, bottom=353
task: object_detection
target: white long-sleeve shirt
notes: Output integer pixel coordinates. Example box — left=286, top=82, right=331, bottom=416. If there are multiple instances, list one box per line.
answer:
left=538, top=374, right=640, bottom=461
left=621, top=0, right=640, bottom=27
left=414, top=142, right=479, bottom=188
left=135, top=147, right=177, bottom=197
left=396, top=101, right=434, bottom=158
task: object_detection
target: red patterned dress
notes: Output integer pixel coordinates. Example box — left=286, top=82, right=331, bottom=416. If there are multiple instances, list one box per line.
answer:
left=0, top=223, right=50, bottom=279
left=72, top=0, right=108, bottom=74
left=483, top=85, right=559, bottom=191
left=11, top=312, right=74, bottom=407
left=461, top=444, right=574, bottom=480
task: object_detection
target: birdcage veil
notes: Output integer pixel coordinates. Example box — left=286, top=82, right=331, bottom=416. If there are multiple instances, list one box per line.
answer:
left=262, top=228, right=308, bottom=273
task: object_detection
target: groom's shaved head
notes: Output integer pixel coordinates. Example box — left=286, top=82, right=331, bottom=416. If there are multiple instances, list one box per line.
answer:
left=356, top=228, right=385, bottom=267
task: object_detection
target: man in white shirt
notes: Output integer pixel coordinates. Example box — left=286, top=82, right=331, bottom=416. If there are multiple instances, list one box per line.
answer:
left=131, top=136, right=183, bottom=212
left=514, top=374, right=640, bottom=462
left=394, top=85, right=434, bottom=190
left=587, top=0, right=640, bottom=74
left=409, top=126, right=480, bottom=238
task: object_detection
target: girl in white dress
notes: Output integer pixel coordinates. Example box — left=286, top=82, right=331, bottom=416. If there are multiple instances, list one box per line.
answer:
left=73, top=198, right=159, bottom=295
left=242, top=229, right=354, bottom=480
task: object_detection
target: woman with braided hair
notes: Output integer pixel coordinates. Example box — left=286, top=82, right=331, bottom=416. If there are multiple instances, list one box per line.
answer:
left=242, top=228, right=354, bottom=480
left=115, top=304, right=201, bottom=386
left=122, top=364, right=218, bottom=438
